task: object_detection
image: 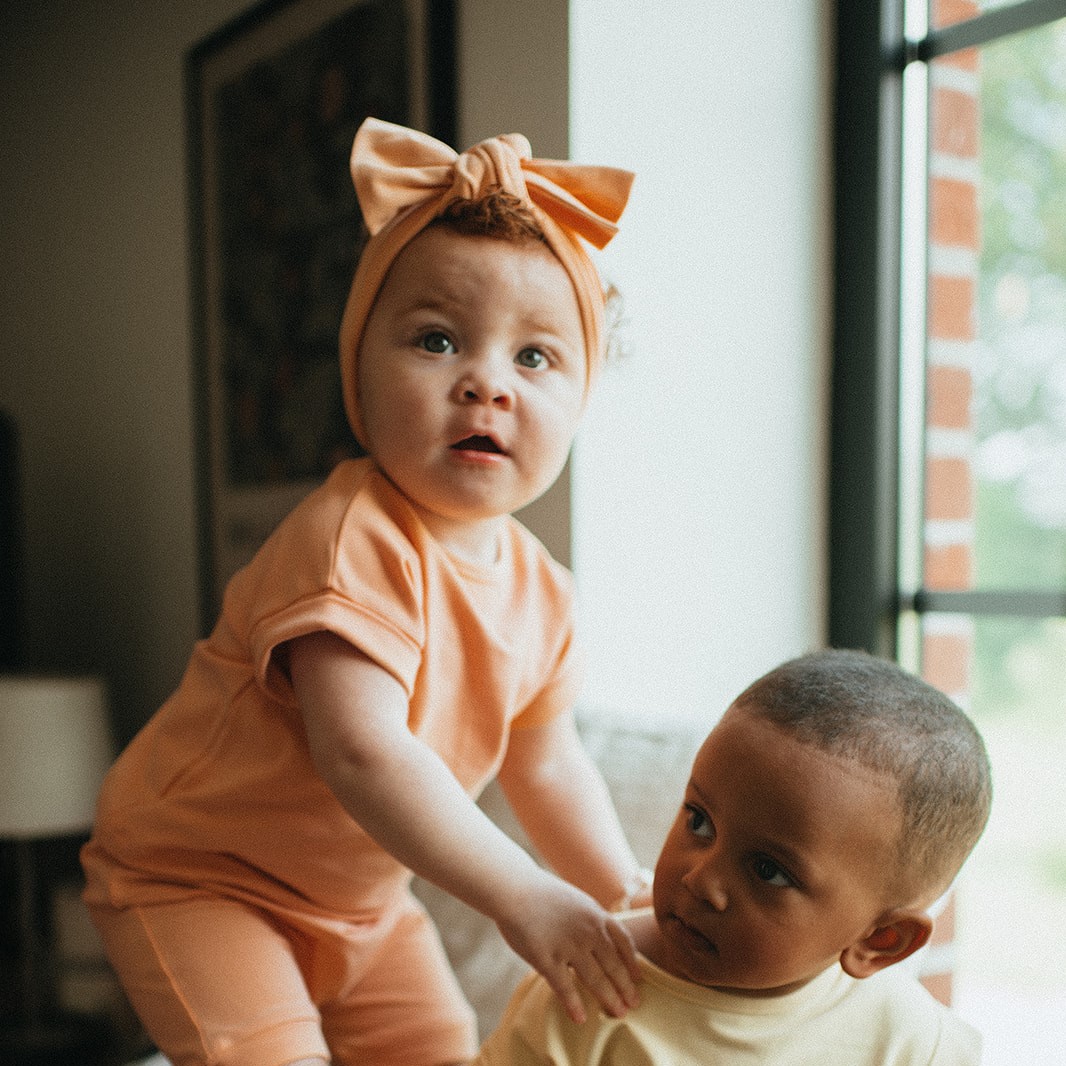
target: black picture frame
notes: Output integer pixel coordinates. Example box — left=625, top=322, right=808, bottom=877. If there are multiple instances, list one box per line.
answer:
left=186, top=0, right=455, bottom=630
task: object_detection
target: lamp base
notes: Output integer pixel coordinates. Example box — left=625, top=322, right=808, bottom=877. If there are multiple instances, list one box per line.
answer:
left=0, top=1013, right=112, bottom=1066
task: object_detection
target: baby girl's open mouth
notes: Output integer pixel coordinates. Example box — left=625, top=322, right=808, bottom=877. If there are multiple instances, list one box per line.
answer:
left=452, top=435, right=504, bottom=454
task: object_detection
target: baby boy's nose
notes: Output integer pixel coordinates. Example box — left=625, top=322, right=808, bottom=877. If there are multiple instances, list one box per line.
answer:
left=684, top=856, right=729, bottom=912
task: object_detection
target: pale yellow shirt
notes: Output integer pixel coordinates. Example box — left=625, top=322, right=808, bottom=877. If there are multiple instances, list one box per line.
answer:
left=474, top=955, right=981, bottom=1066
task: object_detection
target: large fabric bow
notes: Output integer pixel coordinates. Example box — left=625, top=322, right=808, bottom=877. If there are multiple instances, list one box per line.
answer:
left=351, top=117, right=633, bottom=251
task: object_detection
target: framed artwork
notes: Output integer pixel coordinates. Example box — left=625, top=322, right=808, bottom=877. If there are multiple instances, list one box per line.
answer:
left=186, top=0, right=454, bottom=628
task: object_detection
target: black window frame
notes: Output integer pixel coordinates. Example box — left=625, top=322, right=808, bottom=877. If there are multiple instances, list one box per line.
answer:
left=829, top=0, right=1066, bottom=655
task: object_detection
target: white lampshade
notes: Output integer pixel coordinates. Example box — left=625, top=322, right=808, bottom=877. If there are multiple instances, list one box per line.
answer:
left=0, top=674, right=113, bottom=838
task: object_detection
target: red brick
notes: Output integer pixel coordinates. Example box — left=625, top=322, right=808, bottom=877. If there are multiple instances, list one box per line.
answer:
left=931, top=176, right=979, bottom=249
left=921, top=972, right=954, bottom=1006
left=930, top=895, right=957, bottom=945
left=922, top=631, right=972, bottom=695
left=932, top=88, right=979, bottom=158
left=934, top=0, right=979, bottom=28
left=928, top=274, right=976, bottom=341
left=926, top=456, right=973, bottom=520
left=924, top=543, right=974, bottom=590
left=939, top=46, right=979, bottom=72
left=927, top=365, right=972, bottom=430
left=934, top=0, right=979, bottom=27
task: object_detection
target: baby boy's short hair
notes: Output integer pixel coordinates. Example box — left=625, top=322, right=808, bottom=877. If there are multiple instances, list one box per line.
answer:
left=731, top=649, right=992, bottom=903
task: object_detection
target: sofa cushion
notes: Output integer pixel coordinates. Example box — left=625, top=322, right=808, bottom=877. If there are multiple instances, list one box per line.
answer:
left=412, top=714, right=703, bottom=1038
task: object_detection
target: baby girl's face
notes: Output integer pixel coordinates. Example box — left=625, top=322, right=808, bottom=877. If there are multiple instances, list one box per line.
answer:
left=649, top=706, right=902, bottom=996
left=357, top=226, right=586, bottom=561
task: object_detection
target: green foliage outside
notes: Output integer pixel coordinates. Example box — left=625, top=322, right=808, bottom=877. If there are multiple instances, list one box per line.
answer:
left=969, top=19, right=1066, bottom=714
left=975, top=19, right=1066, bottom=583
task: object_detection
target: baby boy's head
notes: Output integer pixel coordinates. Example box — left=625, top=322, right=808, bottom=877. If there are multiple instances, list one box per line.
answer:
left=647, top=649, right=991, bottom=997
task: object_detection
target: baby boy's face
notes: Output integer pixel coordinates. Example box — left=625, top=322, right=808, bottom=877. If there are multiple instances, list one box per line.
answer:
left=649, top=705, right=903, bottom=996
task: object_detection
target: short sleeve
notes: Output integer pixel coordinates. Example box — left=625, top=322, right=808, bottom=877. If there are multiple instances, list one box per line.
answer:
left=221, top=462, right=429, bottom=703
left=510, top=627, right=584, bottom=730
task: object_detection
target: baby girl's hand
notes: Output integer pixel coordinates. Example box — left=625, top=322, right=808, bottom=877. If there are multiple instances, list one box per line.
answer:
left=493, top=870, right=642, bottom=1024
left=609, top=868, right=654, bottom=913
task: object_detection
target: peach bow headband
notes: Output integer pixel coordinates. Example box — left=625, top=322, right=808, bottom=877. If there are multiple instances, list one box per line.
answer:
left=338, top=117, right=635, bottom=443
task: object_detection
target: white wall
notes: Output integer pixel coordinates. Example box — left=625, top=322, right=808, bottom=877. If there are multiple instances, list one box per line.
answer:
left=0, top=2, right=249, bottom=742
left=570, top=0, right=833, bottom=721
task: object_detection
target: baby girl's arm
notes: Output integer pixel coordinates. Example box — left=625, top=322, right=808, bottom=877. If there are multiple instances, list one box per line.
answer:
left=496, top=713, right=653, bottom=912
left=287, top=630, right=641, bottom=1025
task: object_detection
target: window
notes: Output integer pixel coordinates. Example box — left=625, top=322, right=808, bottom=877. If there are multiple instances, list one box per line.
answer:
left=832, top=0, right=1066, bottom=1058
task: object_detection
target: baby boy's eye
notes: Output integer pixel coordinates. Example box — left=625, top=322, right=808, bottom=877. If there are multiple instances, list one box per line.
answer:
left=420, top=331, right=454, bottom=354
left=515, top=348, right=547, bottom=370
left=684, top=804, right=714, bottom=839
left=752, top=856, right=793, bottom=888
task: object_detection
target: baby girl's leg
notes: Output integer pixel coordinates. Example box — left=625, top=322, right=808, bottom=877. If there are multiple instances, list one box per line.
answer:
left=321, top=895, right=477, bottom=1066
left=87, top=895, right=330, bottom=1066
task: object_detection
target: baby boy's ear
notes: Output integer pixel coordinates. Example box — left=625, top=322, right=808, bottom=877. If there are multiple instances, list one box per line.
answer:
left=840, top=911, right=934, bottom=979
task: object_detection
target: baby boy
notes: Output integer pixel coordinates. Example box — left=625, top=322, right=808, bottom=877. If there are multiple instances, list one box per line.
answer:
left=473, top=648, right=992, bottom=1065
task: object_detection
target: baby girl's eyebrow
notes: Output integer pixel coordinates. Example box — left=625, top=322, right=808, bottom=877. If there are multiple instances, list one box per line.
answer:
left=404, top=293, right=457, bottom=315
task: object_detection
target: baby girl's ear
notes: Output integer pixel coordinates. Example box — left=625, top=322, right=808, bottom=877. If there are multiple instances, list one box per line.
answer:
left=840, top=911, right=933, bottom=979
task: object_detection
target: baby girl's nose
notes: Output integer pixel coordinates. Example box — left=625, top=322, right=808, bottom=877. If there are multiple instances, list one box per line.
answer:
left=456, top=361, right=515, bottom=408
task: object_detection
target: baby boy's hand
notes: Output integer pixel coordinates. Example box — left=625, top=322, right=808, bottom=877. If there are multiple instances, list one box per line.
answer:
left=494, top=871, right=642, bottom=1024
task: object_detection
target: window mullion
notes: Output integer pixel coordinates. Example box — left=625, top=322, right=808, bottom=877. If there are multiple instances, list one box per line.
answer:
left=910, top=589, right=1066, bottom=617
left=919, top=0, right=1066, bottom=60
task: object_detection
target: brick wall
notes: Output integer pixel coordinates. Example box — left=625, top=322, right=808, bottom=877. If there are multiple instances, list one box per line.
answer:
left=916, top=0, right=981, bottom=1006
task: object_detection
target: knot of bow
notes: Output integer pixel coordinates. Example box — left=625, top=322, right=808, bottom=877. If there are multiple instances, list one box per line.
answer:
left=351, top=117, right=633, bottom=250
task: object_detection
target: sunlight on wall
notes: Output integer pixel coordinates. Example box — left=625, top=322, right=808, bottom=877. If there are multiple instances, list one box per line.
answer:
left=569, top=1, right=833, bottom=722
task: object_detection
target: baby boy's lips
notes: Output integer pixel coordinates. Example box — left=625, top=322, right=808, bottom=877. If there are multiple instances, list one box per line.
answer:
left=671, top=913, right=718, bottom=955
left=450, top=434, right=507, bottom=456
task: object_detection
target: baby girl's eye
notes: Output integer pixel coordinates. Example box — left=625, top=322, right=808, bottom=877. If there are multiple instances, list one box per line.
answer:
left=685, top=804, right=714, bottom=839
left=420, top=331, right=454, bottom=354
left=752, top=856, right=793, bottom=888
left=515, top=348, right=547, bottom=369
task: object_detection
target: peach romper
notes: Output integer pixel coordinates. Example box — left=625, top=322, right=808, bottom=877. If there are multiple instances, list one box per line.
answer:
left=82, top=458, right=581, bottom=1066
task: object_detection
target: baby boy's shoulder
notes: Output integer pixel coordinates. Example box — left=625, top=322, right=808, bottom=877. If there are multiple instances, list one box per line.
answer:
left=835, top=965, right=982, bottom=1065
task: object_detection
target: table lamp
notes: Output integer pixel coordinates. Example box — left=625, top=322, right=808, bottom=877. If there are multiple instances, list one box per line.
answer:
left=0, top=674, right=114, bottom=1062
